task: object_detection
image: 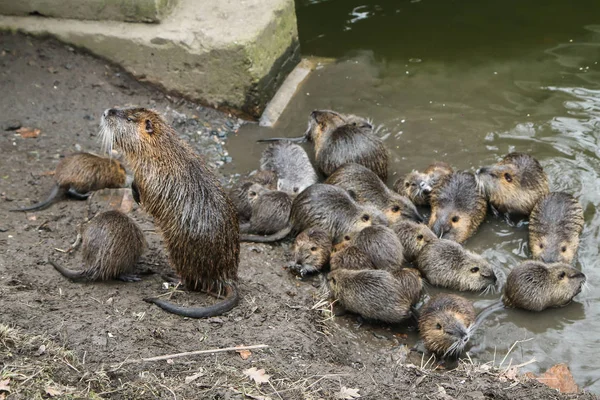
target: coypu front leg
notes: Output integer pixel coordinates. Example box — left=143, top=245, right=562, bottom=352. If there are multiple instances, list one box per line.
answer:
left=131, top=180, right=141, bottom=205
left=286, top=262, right=320, bottom=278
left=117, top=274, right=142, bottom=282
left=66, top=187, right=91, bottom=200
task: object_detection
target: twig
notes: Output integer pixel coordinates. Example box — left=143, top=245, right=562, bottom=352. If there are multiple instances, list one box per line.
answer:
left=119, top=344, right=269, bottom=364
left=499, top=338, right=533, bottom=368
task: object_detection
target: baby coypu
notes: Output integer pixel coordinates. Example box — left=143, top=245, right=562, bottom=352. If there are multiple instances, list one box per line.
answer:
left=12, top=152, right=127, bottom=212
left=288, top=228, right=332, bottom=276
left=476, top=152, right=549, bottom=216
left=49, top=210, right=146, bottom=281
left=418, top=294, right=475, bottom=359
left=229, top=170, right=277, bottom=223
left=326, top=163, right=422, bottom=224
left=240, top=183, right=292, bottom=235
left=260, top=140, right=318, bottom=196
left=393, top=161, right=454, bottom=206
left=429, top=172, right=487, bottom=243
left=416, top=238, right=497, bottom=292
left=391, top=220, right=437, bottom=263
left=529, top=192, right=584, bottom=264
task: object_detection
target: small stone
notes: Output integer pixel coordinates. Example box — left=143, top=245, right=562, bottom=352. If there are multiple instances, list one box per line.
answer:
left=222, top=156, right=232, bottom=163
left=64, top=63, right=72, bottom=70
left=210, top=130, right=218, bottom=136
left=217, top=131, right=226, bottom=138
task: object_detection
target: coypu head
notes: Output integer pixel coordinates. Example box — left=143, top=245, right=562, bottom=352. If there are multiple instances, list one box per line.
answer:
left=503, top=260, right=586, bottom=312
left=396, top=170, right=432, bottom=206
left=246, top=183, right=270, bottom=205
left=306, top=110, right=372, bottom=143
left=384, top=193, right=424, bottom=224
left=289, top=228, right=332, bottom=276
left=277, top=178, right=303, bottom=197
left=251, top=170, right=278, bottom=190
left=475, top=152, right=549, bottom=215
left=424, top=161, right=454, bottom=180
left=392, top=220, right=437, bottom=262
left=346, top=204, right=389, bottom=241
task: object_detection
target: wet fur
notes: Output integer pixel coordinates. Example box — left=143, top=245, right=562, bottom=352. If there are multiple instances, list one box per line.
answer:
left=260, top=140, right=318, bottom=195
left=391, top=220, right=437, bottom=262
left=242, top=184, right=292, bottom=235
left=393, top=162, right=453, bottom=206
left=290, top=228, right=332, bottom=276
left=229, top=170, right=277, bottom=223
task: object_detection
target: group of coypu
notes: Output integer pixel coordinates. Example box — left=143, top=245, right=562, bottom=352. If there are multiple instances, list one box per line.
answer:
left=12, top=107, right=587, bottom=361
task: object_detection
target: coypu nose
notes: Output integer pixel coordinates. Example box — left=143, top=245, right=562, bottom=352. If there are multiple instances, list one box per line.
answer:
left=476, top=167, right=489, bottom=175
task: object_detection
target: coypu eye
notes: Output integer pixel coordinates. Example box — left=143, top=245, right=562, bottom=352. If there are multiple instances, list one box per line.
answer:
left=561, top=246, right=567, bottom=253
left=451, top=216, right=460, bottom=223
left=504, top=173, right=512, bottom=182
left=352, top=122, right=357, bottom=126
left=405, top=182, right=410, bottom=188
left=470, top=267, right=480, bottom=273
left=361, top=214, right=370, bottom=222
left=558, top=271, right=566, bottom=280
left=417, top=234, right=424, bottom=240
left=126, top=116, right=133, bottom=122
left=145, top=119, right=154, bottom=134
left=344, top=235, right=351, bottom=241
left=392, top=205, right=400, bottom=213
left=436, top=323, right=442, bottom=330
left=249, top=191, right=257, bottom=197
left=293, top=187, right=299, bottom=193
left=539, top=244, right=544, bottom=249
left=310, top=246, right=318, bottom=252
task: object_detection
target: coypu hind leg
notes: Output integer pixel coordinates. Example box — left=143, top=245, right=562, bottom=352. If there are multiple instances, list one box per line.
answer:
left=66, top=187, right=91, bottom=200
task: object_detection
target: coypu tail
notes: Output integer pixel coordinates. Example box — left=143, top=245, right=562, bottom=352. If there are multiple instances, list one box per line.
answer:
left=257, top=136, right=306, bottom=143
left=471, top=300, right=505, bottom=332
left=11, top=184, right=63, bottom=212
left=48, top=259, right=86, bottom=280
left=144, top=284, right=239, bottom=318
left=240, top=225, right=292, bottom=243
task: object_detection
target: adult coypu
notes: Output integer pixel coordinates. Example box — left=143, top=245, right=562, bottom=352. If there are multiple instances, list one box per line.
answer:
left=429, top=172, right=486, bottom=243
left=100, top=107, right=240, bottom=318
left=287, top=228, right=331, bottom=277
left=391, top=220, right=437, bottom=262
left=260, top=140, right=318, bottom=196
left=529, top=192, right=584, bottom=264
left=12, top=152, right=127, bottom=212
left=393, top=162, right=453, bottom=206
left=326, top=268, right=422, bottom=323
left=229, top=170, right=277, bottom=223
left=476, top=152, right=549, bottom=216
left=418, top=294, right=475, bottom=359
left=239, top=184, right=292, bottom=235
left=49, top=210, right=146, bottom=281
left=326, top=163, right=422, bottom=224
left=240, top=184, right=387, bottom=243
left=416, top=238, right=497, bottom=292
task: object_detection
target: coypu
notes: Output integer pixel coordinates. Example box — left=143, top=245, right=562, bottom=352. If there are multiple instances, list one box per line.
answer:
left=416, top=238, right=497, bottom=292
left=240, top=183, right=292, bottom=235
left=391, top=220, right=437, bottom=262
left=229, top=170, right=277, bottom=223
left=12, top=152, right=127, bottom=212
left=418, top=294, right=475, bottom=359
left=429, top=172, right=486, bottom=243
left=240, top=183, right=387, bottom=243
left=393, top=162, right=454, bottom=206
left=326, top=163, right=422, bottom=224
left=100, top=107, right=240, bottom=318
left=529, top=192, right=584, bottom=264
left=49, top=210, right=146, bottom=281
left=259, top=140, right=318, bottom=196
left=287, top=227, right=331, bottom=276
left=326, top=268, right=422, bottom=324
left=476, top=152, right=549, bottom=216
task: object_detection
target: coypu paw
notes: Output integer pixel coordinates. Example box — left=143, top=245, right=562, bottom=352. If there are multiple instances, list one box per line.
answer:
left=117, top=274, right=142, bottom=282
left=66, top=188, right=91, bottom=200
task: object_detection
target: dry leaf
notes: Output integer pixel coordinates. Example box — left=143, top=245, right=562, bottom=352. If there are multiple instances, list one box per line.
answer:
left=336, top=387, right=360, bottom=399
left=36, top=344, right=46, bottom=356
left=17, top=127, right=41, bottom=138
left=45, top=387, right=63, bottom=397
left=243, top=367, right=271, bottom=385
left=0, top=379, right=10, bottom=393
left=533, top=363, right=579, bottom=394
left=28, top=215, right=37, bottom=221
left=184, top=372, right=204, bottom=384
left=236, top=345, right=252, bottom=360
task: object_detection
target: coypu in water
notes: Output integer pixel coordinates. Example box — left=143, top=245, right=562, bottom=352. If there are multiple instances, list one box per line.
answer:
left=326, top=268, right=422, bottom=324
left=259, top=140, right=318, bottom=196
left=393, top=162, right=454, bottom=206
left=476, top=152, right=549, bottom=217
left=416, top=238, right=497, bottom=292
left=326, top=163, right=422, bottom=224
left=12, top=152, right=127, bottom=212
left=240, top=183, right=387, bottom=243
left=229, top=170, right=277, bottom=223
left=429, top=172, right=487, bottom=243
left=391, top=220, right=437, bottom=263
left=100, top=107, right=240, bottom=318
left=287, top=227, right=331, bottom=277
left=49, top=210, right=146, bottom=281
left=529, top=192, right=584, bottom=264
left=418, top=294, right=475, bottom=359
left=240, top=183, right=292, bottom=235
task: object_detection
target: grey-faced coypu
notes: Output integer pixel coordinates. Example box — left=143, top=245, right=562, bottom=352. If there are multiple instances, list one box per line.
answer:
left=394, top=162, right=453, bottom=206
left=391, top=220, right=437, bottom=263
left=416, top=238, right=497, bottom=292
left=476, top=152, right=549, bottom=216
left=12, top=152, right=127, bottom=212
left=529, top=192, right=584, bottom=264
left=429, top=172, right=486, bottom=243
left=326, top=163, right=422, bottom=224
left=260, top=140, right=318, bottom=196
left=229, top=170, right=277, bottom=223
left=240, top=183, right=292, bottom=235
left=49, top=210, right=146, bottom=281
left=100, top=107, right=240, bottom=318
left=288, top=227, right=331, bottom=276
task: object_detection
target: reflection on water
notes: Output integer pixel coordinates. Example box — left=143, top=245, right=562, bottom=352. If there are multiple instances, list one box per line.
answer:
left=226, top=0, right=600, bottom=392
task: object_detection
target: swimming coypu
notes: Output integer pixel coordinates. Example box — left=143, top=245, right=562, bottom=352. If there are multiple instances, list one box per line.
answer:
left=326, top=268, right=422, bottom=324
left=240, top=183, right=388, bottom=243
left=229, top=170, right=277, bottom=223
left=12, top=152, right=127, bottom=212
left=416, top=238, right=497, bottom=292
left=476, top=152, right=549, bottom=216
left=428, top=171, right=487, bottom=243
left=259, top=140, right=318, bottom=196
left=100, top=107, right=240, bottom=318
left=287, top=227, right=331, bottom=276
left=418, top=294, right=475, bottom=359
left=326, top=163, right=422, bottom=224
left=49, top=210, right=146, bottom=281
left=529, top=192, right=584, bottom=264
left=391, top=220, right=437, bottom=263
left=393, top=162, right=454, bottom=206
left=240, top=183, right=292, bottom=235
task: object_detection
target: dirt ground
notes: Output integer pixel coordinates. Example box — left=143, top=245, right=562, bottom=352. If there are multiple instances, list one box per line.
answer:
left=0, top=32, right=597, bottom=400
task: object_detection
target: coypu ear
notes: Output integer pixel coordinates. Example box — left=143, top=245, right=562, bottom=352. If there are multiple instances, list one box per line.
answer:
left=145, top=119, right=154, bottom=135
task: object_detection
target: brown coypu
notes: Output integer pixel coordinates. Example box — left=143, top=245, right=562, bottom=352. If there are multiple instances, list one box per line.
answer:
left=393, top=162, right=454, bottom=206
left=259, top=140, right=318, bottom=196
left=100, top=107, right=240, bottom=318
left=476, top=152, right=549, bottom=216
left=49, top=210, right=146, bottom=281
left=418, top=294, right=475, bottom=359
left=240, top=183, right=292, bottom=235
left=326, top=163, right=422, bottom=224
left=428, top=171, right=487, bottom=243
left=12, top=152, right=127, bottom=212
left=529, top=192, right=584, bottom=264
left=416, top=238, right=497, bottom=292
left=240, top=183, right=388, bottom=243
left=287, top=227, right=331, bottom=277
left=229, top=170, right=277, bottom=223
left=326, top=268, right=422, bottom=324
left=391, top=220, right=437, bottom=263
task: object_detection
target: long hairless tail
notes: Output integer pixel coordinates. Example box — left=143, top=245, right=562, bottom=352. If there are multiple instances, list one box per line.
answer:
left=48, top=259, right=86, bottom=280
left=471, top=300, right=505, bottom=332
left=11, top=184, right=63, bottom=212
left=240, top=225, right=292, bottom=243
left=144, top=284, right=239, bottom=318
left=257, top=136, right=306, bottom=143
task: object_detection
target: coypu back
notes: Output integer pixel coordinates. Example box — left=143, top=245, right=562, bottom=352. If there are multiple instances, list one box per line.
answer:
left=260, top=140, right=318, bottom=195
left=395, top=162, right=454, bottom=206
left=242, top=184, right=292, bottom=235
left=229, top=170, right=277, bottom=222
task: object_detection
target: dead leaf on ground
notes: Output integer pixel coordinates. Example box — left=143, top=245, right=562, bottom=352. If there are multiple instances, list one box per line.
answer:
left=45, top=387, right=63, bottom=397
left=531, top=363, right=579, bottom=394
left=16, top=127, right=41, bottom=138
left=336, top=386, right=361, bottom=399
left=235, top=344, right=252, bottom=360
left=0, top=379, right=10, bottom=393
left=243, top=367, right=271, bottom=385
